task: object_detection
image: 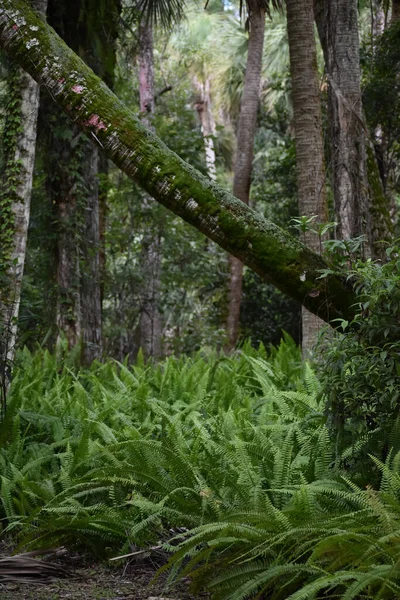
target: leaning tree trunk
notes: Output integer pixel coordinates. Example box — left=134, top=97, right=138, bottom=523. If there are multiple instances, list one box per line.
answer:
left=0, top=0, right=47, bottom=395
left=314, top=0, right=392, bottom=259
left=226, top=0, right=266, bottom=352
left=137, top=20, right=162, bottom=361
left=0, top=0, right=358, bottom=326
left=286, top=0, right=327, bottom=355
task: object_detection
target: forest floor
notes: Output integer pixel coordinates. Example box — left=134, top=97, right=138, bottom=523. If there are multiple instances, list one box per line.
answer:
left=0, top=545, right=209, bottom=600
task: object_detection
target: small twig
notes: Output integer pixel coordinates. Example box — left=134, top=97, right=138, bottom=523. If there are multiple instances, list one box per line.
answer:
left=155, top=85, right=173, bottom=99
left=109, top=545, right=162, bottom=561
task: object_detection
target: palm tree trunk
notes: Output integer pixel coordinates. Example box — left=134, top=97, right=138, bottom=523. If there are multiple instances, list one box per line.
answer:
left=286, top=0, right=327, bottom=354
left=137, top=20, right=162, bottom=361
left=0, top=0, right=358, bottom=326
left=0, top=0, right=47, bottom=373
left=226, top=0, right=266, bottom=351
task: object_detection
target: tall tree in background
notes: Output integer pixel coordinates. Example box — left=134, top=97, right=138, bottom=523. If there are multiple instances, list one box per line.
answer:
left=286, top=0, right=327, bottom=353
left=128, top=0, right=190, bottom=359
left=0, top=0, right=47, bottom=378
left=137, top=19, right=162, bottom=359
left=314, top=0, right=392, bottom=259
left=194, top=76, right=217, bottom=180
left=226, top=0, right=269, bottom=351
left=42, top=0, right=120, bottom=364
left=392, top=0, right=400, bottom=22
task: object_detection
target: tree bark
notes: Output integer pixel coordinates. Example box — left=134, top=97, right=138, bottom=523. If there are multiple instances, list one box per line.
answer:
left=137, top=20, right=162, bottom=361
left=226, top=0, right=266, bottom=351
left=80, top=146, right=102, bottom=364
left=392, top=0, right=400, bottom=23
left=0, top=0, right=47, bottom=379
left=193, top=76, right=217, bottom=180
left=286, top=0, right=327, bottom=354
left=314, top=0, right=392, bottom=259
left=0, top=0, right=357, bottom=326
left=44, top=0, right=120, bottom=363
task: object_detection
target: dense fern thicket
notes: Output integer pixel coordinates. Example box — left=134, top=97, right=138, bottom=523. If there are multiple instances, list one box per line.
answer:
left=2, top=340, right=400, bottom=599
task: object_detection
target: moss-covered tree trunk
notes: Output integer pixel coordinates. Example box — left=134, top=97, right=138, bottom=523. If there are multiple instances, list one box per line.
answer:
left=226, top=0, right=266, bottom=352
left=286, top=0, right=327, bottom=354
left=0, top=0, right=357, bottom=325
left=0, top=0, right=47, bottom=389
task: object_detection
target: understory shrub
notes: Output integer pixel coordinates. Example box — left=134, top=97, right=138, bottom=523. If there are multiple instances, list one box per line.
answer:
left=318, top=245, right=400, bottom=485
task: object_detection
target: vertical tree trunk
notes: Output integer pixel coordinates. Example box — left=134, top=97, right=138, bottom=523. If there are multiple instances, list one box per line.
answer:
left=137, top=21, right=162, bottom=360
left=44, top=0, right=120, bottom=363
left=80, top=147, right=102, bottom=364
left=194, top=76, right=217, bottom=180
left=392, top=0, right=400, bottom=22
left=286, top=0, right=327, bottom=354
left=225, top=0, right=266, bottom=351
left=314, top=0, right=368, bottom=244
left=53, top=139, right=81, bottom=350
left=314, top=0, right=392, bottom=258
left=371, top=0, right=386, bottom=39
left=0, top=0, right=47, bottom=378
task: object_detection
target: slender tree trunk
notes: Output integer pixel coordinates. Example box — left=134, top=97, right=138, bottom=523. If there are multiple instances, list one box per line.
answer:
left=80, top=147, right=102, bottom=363
left=194, top=76, right=217, bottom=180
left=0, top=0, right=47, bottom=381
left=314, top=0, right=392, bottom=258
left=137, top=21, right=162, bottom=360
left=286, top=0, right=327, bottom=354
left=0, top=0, right=358, bottom=326
left=226, top=0, right=266, bottom=351
left=53, top=140, right=81, bottom=349
left=370, top=0, right=386, bottom=40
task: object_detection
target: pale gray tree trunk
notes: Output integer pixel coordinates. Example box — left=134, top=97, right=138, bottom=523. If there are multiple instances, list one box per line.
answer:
left=194, top=76, right=217, bottom=180
left=372, top=0, right=386, bottom=38
left=0, top=0, right=47, bottom=375
left=137, top=21, right=162, bottom=360
left=226, top=0, right=266, bottom=352
left=286, top=0, right=327, bottom=355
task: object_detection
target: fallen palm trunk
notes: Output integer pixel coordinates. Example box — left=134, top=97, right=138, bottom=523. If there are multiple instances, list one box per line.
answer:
left=0, top=552, right=70, bottom=584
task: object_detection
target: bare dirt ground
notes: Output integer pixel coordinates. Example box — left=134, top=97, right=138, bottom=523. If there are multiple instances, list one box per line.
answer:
left=0, top=546, right=209, bottom=600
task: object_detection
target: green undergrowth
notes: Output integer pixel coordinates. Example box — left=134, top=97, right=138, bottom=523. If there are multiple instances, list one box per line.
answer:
left=1, top=338, right=400, bottom=599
